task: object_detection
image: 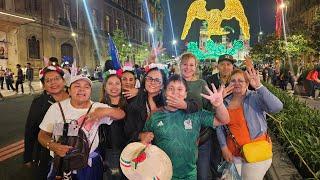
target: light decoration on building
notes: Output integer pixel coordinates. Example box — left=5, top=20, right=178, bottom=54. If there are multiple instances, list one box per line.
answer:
left=187, top=39, right=244, bottom=61
left=181, top=0, right=250, bottom=40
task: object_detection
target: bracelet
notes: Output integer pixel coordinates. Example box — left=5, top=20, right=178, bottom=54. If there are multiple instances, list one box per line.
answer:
left=46, top=139, right=54, bottom=150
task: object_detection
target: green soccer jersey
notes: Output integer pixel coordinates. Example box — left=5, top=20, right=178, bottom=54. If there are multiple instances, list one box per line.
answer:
left=143, top=109, right=215, bottom=180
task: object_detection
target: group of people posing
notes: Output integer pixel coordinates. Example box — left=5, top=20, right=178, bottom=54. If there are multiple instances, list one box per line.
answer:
left=23, top=51, right=283, bottom=180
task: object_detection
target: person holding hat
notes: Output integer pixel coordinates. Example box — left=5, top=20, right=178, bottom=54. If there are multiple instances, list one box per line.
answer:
left=24, top=66, right=69, bottom=179
left=38, top=74, right=126, bottom=179
left=141, top=74, right=230, bottom=180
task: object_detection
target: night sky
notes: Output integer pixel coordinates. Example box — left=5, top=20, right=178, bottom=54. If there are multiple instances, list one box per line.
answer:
left=160, top=0, right=276, bottom=56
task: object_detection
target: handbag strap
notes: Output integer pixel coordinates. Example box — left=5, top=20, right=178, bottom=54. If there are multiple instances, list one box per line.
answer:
left=79, top=103, right=94, bottom=129
left=58, top=102, right=66, bottom=123
left=224, top=125, right=242, bottom=149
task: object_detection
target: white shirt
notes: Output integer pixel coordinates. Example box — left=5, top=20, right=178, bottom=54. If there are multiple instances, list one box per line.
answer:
left=40, top=98, right=113, bottom=156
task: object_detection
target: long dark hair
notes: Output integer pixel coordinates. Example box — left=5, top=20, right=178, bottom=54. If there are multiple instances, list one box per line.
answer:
left=135, top=67, right=168, bottom=108
left=100, top=74, right=127, bottom=109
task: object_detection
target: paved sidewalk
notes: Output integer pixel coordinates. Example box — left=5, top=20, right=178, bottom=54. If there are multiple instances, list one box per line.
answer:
left=0, top=81, right=43, bottom=98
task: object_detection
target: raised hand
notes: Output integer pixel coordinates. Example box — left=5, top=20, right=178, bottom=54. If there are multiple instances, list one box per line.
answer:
left=244, top=55, right=254, bottom=71
left=245, top=68, right=261, bottom=89
left=123, top=88, right=138, bottom=99
left=223, top=84, right=234, bottom=98
left=200, top=83, right=224, bottom=108
left=148, top=42, right=166, bottom=64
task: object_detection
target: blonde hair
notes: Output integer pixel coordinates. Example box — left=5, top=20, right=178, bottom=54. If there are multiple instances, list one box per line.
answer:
left=179, top=52, right=199, bottom=79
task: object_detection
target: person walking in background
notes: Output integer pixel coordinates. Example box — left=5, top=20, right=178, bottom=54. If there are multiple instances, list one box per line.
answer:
left=5, top=68, right=15, bottom=91
left=0, top=66, right=4, bottom=90
left=15, top=64, right=24, bottom=94
left=26, top=63, right=35, bottom=95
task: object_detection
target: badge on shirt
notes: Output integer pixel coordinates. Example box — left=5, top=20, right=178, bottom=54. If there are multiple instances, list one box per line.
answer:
left=184, top=119, right=192, bottom=129
left=157, top=121, right=164, bottom=127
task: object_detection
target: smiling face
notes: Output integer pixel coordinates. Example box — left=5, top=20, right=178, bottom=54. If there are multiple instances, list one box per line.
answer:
left=69, top=79, right=92, bottom=103
left=180, top=57, right=197, bottom=80
left=105, top=75, right=122, bottom=98
left=229, top=71, right=249, bottom=95
left=43, top=71, right=65, bottom=95
left=121, top=71, right=136, bottom=90
left=217, top=60, right=234, bottom=77
left=144, top=70, right=163, bottom=96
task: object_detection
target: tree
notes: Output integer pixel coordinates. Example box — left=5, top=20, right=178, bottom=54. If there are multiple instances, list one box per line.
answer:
left=135, top=42, right=150, bottom=65
left=250, top=34, right=286, bottom=63
left=112, top=29, right=131, bottom=62
left=311, top=10, right=320, bottom=56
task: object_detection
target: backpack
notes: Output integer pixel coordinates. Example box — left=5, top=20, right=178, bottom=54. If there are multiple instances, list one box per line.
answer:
left=53, top=102, right=96, bottom=173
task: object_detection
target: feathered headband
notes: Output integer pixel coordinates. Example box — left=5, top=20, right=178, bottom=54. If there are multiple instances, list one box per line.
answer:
left=39, top=65, right=64, bottom=80
left=144, top=63, right=167, bottom=73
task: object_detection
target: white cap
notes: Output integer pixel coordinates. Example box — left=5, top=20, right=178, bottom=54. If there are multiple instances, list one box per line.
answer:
left=69, top=74, right=92, bottom=86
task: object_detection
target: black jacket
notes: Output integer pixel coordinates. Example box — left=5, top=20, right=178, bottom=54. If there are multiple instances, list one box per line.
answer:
left=24, top=91, right=55, bottom=163
left=206, top=73, right=222, bottom=90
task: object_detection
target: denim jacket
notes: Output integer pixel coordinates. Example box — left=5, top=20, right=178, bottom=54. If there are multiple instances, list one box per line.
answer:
left=216, top=86, right=283, bottom=148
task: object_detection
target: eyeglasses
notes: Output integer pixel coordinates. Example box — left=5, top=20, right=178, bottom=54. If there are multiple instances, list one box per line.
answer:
left=44, top=76, right=62, bottom=84
left=145, top=76, right=162, bottom=84
left=230, top=79, right=246, bottom=84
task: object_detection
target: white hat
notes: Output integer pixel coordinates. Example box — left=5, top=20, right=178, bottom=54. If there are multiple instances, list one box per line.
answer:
left=120, top=142, right=172, bottom=180
left=69, top=74, right=92, bottom=86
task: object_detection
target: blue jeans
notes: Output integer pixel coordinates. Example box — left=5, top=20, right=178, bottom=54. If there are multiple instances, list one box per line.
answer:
left=197, top=138, right=212, bottom=180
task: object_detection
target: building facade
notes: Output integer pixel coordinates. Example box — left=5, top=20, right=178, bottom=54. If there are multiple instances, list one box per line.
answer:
left=0, top=0, right=163, bottom=75
left=287, top=0, right=320, bottom=30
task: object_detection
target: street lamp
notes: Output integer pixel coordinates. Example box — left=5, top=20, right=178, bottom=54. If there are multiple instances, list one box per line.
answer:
left=259, top=31, right=263, bottom=35
left=128, top=43, right=132, bottom=47
left=279, top=3, right=286, bottom=9
left=172, top=39, right=177, bottom=45
left=71, top=32, right=77, bottom=37
left=148, top=27, right=154, bottom=33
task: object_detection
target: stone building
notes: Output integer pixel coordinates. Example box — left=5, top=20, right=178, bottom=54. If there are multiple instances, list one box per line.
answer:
left=0, top=0, right=163, bottom=75
left=287, top=0, right=320, bottom=29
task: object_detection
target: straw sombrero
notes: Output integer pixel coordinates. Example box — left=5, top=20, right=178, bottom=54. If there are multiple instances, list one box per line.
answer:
left=120, top=142, right=172, bottom=180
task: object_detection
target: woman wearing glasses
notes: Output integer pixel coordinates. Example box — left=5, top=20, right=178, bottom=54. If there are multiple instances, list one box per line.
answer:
left=124, top=65, right=167, bottom=143
left=216, top=68, right=283, bottom=180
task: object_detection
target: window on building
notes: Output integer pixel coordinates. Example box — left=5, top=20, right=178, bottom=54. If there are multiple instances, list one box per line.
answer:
left=137, top=4, right=143, bottom=18
left=28, top=36, right=40, bottom=59
left=92, top=9, right=97, bottom=28
left=61, top=43, right=73, bottom=59
left=63, top=1, right=71, bottom=19
left=105, top=15, right=110, bottom=32
left=116, top=19, right=120, bottom=29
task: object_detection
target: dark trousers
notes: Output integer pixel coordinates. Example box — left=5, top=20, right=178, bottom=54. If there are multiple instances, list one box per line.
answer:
left=104, top=149, right=126, bottom=180
left=0, top=77, right=4, bottom=89
left=197, top=138, right=212, bottom=180
left=5, top=79, right=15, bottom=90
left=15, top=79, right=24, bottom=93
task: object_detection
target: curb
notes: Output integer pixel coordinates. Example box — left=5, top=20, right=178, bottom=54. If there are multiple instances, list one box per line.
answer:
left=265, top=134, right=302, bottom=180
